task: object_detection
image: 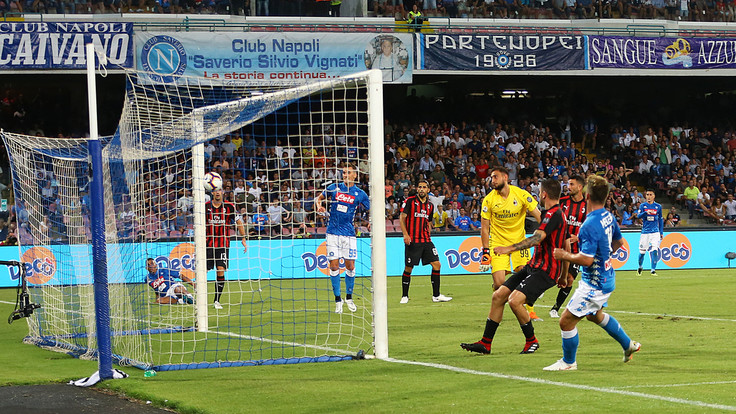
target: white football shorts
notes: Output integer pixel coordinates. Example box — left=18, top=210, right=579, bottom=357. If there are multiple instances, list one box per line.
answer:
left=566, top=280, right=612, bottom=317
left=326, top=234, right=358, bottom=261
left=163, top=282, right=185, bottom=298
left=639, top=232, right=661, bottom=254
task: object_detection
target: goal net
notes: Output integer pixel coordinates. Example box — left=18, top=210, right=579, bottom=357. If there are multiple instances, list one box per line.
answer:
left=1, top=69, right=387, bottom=371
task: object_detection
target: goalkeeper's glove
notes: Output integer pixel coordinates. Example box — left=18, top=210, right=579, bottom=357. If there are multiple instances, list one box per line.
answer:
left=478, top=248, right=491, bottom=272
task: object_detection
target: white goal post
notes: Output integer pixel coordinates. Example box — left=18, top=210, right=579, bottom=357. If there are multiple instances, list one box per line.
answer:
left=1, top=57, right=387, bottom=375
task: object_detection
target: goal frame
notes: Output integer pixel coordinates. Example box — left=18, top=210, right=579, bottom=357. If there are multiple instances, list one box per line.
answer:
left=82, top=44, right=389, bottom=379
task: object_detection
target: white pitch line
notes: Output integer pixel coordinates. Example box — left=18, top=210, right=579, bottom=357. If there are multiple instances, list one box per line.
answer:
left=611, top=380, right=736, bottom=389
left=602, top=310, right=736, bottom=323
left=385, top=358, right=736, bottom=412
left=207, top=328, right=354, bottom=355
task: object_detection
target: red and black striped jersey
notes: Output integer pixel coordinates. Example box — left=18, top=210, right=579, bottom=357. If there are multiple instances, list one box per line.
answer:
left=400, top=196, right=434, bottom=243
left=528, top=205, right=567, bottom=280
left=206, top=201, right=238, bottom=249
left=559, top=195, right=587, bottom=254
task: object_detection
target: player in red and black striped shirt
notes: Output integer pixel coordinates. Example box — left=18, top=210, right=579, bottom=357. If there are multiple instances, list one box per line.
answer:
left=550, top=175, right=587, bottom=318
left=206, top=186, right=247, bottom=310
left=461, top=178, right=568, bottom=355
left=398, top=179, right=452, bottom=304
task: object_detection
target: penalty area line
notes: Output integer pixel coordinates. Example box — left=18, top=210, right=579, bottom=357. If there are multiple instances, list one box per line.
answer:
left=384, top=358, right=736, bottom=412
left=611, top=380, right=736, bottom=389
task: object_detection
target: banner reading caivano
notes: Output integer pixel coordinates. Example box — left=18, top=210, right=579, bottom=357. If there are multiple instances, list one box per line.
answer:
left=0, top=22, right=134, bottom=70
left=418, top=34, right=586, bottom=71
left=135, top=32, right=413, bottom=84
left=589, top=35, right=736, bottom=69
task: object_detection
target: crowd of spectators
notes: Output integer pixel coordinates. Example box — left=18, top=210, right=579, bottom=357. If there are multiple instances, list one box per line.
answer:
left=0, top=125, right=373, bottom=245
left=4, top=112, right=736, bottom=246
left=3, top=73, right=736, bottom=246
left=380, top=0, right=736, bottom=21
left=5, top=111, right=736, bottom=247
left=1, top=0, right=734, bottom=23
left=382, top=117, right=736, bottom=234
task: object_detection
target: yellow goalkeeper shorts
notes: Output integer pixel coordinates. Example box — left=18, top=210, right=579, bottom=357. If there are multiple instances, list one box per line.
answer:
left=491, top=247, right=532, bottom=273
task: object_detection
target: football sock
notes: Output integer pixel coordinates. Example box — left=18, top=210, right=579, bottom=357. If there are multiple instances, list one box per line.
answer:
left=483, top=318, right=499, bottom=342
left=430, top=269, right=440, bottom=297
left=598, top=313, right=632, bottom=350
left=561, top=328, right=579, bottom=364
left=638, top=253, right=645, bottom=268
left=329, top=269, right=341, bottom=299
left=214, top=280, right=225, bottom=303
left=650, top=250, right=659, bottom=270
left=480, top=319, right=499, bottom=350
left=520, top=321, right=536, bottom=341
left=553, top=286, right=572, bottom=311
left=402, top=270, right=412, bottom=297
left=345, top=269, right=355, bottom=297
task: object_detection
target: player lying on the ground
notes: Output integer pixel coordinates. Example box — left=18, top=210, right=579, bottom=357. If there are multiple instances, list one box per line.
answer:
left=146, top=258, right=195, bottom=305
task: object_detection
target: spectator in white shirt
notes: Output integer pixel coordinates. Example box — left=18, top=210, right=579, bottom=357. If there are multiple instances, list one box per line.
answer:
left=534, top=135, right=550, bottom=155
left=204, top=140, right=217, bottom=161
left=724, top=193, right=736, bottom=220
left=220, top=135, right=237, bottom=157
left=638, top=154, right=654, bottom=174
left=418, top=152, right=436, bottom=173
left=506, top=136, right=524, bottom=156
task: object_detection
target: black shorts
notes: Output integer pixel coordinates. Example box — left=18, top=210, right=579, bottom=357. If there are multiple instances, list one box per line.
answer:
left=405, top=242, right=440, bottom=267
left=568, top=262, right=579, bottom=279
left=207, top=247, right=229, bottom=271
left=502, top=265, right=555, bottom=305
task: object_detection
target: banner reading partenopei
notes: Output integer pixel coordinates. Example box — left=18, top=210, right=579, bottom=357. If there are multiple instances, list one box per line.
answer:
left=135, top=32, right=413, bottom=84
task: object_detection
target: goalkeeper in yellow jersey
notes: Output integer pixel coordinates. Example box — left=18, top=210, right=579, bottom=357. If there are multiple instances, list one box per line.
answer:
left=479, top=167, right=543, bottom=320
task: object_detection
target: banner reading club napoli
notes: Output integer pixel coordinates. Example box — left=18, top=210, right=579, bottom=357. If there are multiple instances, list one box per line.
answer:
left=0, top=22, right=133, bottom=70
left=418, top=34, right=586, bottom=71
left=135, top=32, right=413, bottom=84
left=589, top=36, right=736, bottom=69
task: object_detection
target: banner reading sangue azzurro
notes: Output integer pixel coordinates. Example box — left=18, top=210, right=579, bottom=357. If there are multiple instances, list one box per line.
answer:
left=135, top=32, right=413, bottom=84
left=0, top=22, right=133, bottom=70
left=418, top=34, right=586, bottom=71
left=589, top=35, right=736, bottom=69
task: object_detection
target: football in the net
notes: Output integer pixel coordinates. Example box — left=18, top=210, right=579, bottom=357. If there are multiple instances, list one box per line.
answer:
left=203, top=171, right=223, bottom=191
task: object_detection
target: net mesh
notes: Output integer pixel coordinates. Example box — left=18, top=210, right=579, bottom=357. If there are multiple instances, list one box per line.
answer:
left=2, top=70, right=379, bottom=370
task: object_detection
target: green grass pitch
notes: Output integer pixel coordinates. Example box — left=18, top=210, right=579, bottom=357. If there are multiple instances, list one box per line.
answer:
left=1, top=269, right=735, bottom=413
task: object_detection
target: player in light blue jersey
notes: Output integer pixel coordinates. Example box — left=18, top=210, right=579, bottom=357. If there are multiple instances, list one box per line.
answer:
left=315, top=163, right=370, bottom=314
left=146, top=258, right=194, bottom=304
left=636, top=189, right=664, bottom=276
left=545, top=175, right=640, bottom=371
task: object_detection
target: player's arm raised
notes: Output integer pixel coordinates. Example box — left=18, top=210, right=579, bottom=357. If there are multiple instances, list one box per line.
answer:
left=494, top=230, right=545, bottom=256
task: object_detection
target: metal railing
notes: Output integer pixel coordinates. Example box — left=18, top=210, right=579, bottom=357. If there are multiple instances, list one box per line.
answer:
left=5, top=11, right=736, bottom=37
